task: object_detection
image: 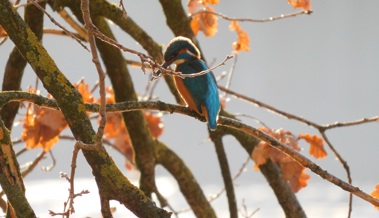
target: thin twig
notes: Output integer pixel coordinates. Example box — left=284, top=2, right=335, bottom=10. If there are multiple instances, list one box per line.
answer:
left=41, top=150, right=56, bottom=171
left=190, top=9, right=312, bottom=23
left=57, top=8, right=89, bottom=41
left=43, top=28, right=86, bottom=41
left=170, top=55, right=234, bottom=79
left=81, top=0, right=107, bottom=144
left=239, top=199, right=259, bottom=218
left=87, top=26, right=232, bottom=80
left=21, top=151, right=46, bottom=178
left=28, top=0, right=89, bottom=51
left=118, top=0, right=127, bottom=19
left=223, top=53, right=238, bottom=99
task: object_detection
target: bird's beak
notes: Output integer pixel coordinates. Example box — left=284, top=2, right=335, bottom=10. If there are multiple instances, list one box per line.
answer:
left=155, top=58, right=175, bottom=77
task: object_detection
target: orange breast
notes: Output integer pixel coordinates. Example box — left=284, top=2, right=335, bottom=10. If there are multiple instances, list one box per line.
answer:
left=174, top=76, right=200, bottom=114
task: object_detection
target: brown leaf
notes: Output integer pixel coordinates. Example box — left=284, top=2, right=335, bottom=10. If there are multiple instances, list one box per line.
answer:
left=299, top=133, right=327, bottom=159
left=190, top=6, right=218, bottom=37
left=288, top=0, right=311, bottom=10
left=144, top=112, right=164, bottom=138
left=22, top=103, right=67, bottom=152
left=280, top=156, right=310, bottom=192
left=75, top=82, right=94, bottom=103
left=187, top=0, right=201, bottom=14
left=251, top=141, right=270, bottom=170
left=252, top=127, right=309, bottom=192
left=229, top=21, right=250, bottom=53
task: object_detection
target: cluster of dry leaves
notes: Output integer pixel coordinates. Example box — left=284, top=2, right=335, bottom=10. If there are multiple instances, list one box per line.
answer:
left=188, top=0, right=250, bottom=53
left=252, top=127, right=326, bottom=192
left=21, top=83, right=163, bottom=169
left=188, top=0, right=311, bottom=53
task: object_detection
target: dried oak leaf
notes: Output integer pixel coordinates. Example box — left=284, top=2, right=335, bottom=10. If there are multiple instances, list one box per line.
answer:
left=144, top=112, right=164, bottom=138
left=191, top=6, right=218, bottom=37
left=22, top=103, right=68, bottom=152
left=75, top=82, right=95, bottom=103
left=371, top=184, right=379, bottom=210
left=252, top=127, right=310, bottom=192
left=288, top=0, right=311, bottom=10
left=100, top=87, right=164, bottom=169
left=299, top=133, right=327, bottom=159
left=229, top=20, right=250, bottom=53
left=187, top=0, right=201, bottom=14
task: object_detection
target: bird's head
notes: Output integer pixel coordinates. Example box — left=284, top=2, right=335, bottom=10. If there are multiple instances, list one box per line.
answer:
left=160, top=36, right=201, bottom=69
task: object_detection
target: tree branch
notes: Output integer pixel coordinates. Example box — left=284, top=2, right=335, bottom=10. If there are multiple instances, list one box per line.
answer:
left=190, top=9, right=312, bottom=23
left=3, top=92, right=377, bottom=208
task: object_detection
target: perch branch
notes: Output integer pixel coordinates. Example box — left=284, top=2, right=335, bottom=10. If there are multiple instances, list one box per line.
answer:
left=2, top=93, right=379, bottom=207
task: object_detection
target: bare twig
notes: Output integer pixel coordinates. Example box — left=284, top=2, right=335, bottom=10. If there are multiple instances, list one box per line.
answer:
left=57, top=9, right=89, bottom=41
left=167, top=55, right=234, bottom=79
left=28, top=0, right=89, bottom=51
left=86, top=26, right=232, bottom=80
left=239, top=199, right=259, bottom=218
left=190, top=9, right=312, bottom=23
left=81, top=0, right=107, bottom=144
left=118, top=0, right=127, bottom=19
left=41, top=150, right=56, bottom=171
left=21, top=151, right=46, bottom=178
left=43, top=28, right=86, bottom=41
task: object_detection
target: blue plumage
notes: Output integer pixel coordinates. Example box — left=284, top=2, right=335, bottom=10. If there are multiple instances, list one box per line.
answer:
left=160, top=36, right=221, bottom=130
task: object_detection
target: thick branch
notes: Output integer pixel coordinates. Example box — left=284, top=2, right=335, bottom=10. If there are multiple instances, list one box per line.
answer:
left=0, top=117, right=36, bottom=217
left=155, top=142, right=217, bottom=218
left=1, top=0, right=45, bottom=129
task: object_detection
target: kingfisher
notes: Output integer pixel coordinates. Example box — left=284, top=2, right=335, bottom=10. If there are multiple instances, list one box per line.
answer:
left=158, top=36, right=221, bottom=131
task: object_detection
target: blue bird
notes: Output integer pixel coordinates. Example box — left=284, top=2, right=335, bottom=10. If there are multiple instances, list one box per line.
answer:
left=159, top=36, right=221, bottom=131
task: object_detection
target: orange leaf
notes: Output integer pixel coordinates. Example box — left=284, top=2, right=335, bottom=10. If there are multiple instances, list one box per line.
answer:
left=22, top=104, right=67, bottom=152
left=288, top=0, right=311, bottom=11
left=144, top=112, right=164, bottom=138
left=253, top=127, right=309, bottom=192
left=280, top=156, right=310, bottom=192
left=299, top=134, right=327, bottom=159
left=229, top=21, right=250, bottom=53
left=102, top=111, right=134, bottom=169
left=251, top=142, right=271, bottom=170
left=187, top=0, right=201, bottom=14
left=75, top=82, right=94, bottom=103
left=203, top=0, right=219, bottom=5
left=371, top=184, right=379, bottom=210
left=190, top=6, right=218, bottom=37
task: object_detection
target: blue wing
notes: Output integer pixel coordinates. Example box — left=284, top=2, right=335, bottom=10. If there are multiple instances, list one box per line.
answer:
left=176, top=59, right=220, bottom=130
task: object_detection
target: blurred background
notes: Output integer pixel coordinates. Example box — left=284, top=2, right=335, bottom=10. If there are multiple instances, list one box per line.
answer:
left=1, top=0, right=379, bottom=217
